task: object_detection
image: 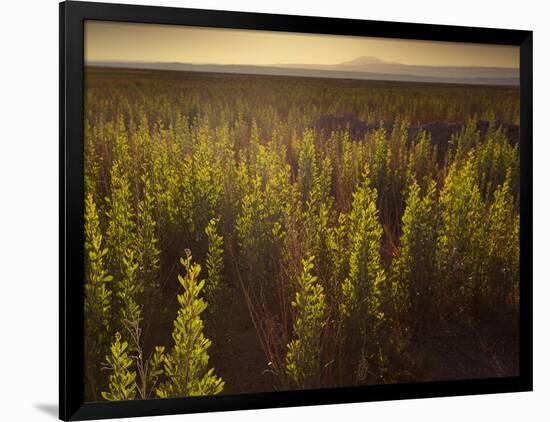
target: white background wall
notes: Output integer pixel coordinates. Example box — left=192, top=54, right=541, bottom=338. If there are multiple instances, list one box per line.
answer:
left=0, top=0, right=547, bottom=420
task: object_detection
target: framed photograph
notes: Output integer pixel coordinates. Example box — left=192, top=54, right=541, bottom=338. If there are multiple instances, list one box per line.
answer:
left=60, top=1, right=533, bottom=420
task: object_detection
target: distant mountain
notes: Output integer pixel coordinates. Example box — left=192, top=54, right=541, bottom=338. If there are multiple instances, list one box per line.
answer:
left=337, top=56, right=387, bottom=66
left=87, top=58, right=519, bottom=86
left=276, top=56, right=519, bottom=83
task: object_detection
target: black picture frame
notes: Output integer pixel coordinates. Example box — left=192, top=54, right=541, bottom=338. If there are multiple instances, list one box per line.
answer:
left=60, top=1, right=533, bottom=420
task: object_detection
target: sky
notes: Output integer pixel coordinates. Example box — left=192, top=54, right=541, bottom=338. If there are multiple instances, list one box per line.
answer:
left=85, top=20, right=519, bottom=68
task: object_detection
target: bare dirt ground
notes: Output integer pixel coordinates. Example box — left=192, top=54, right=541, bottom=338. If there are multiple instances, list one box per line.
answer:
left=209, top=288, right=519, bottom=393
left=407, top=313, right=519, bottom=382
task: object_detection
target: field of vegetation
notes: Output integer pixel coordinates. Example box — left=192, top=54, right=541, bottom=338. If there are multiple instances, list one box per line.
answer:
left=83, top=67, right=520, bottom=401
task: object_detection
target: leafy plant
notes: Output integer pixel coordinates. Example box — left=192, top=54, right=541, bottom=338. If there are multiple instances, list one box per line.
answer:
left=340, top=165, right=388, bottom=383
left=391, top=179, right=437, bottom=336
left=102, top=332, right=137, bottom=401
left=106, top=160, right=136, bottom=282
left=204, top=217, right=224, bottom=314
left=156, top=251, right=224, bottom=398
left=84, top=193, right=113, bottom=399
left=286, top=256, right=327, bottom=388
left=437, top=156, right=484, bottom=317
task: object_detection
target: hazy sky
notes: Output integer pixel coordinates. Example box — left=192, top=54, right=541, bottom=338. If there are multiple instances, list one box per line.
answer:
left=85, top=21, right=519, bottom=68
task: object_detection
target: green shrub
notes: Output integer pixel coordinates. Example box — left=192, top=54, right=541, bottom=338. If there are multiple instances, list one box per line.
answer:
left=156, top=251, right=224, bottom=397
left=84, top=193, right=113, bottom=399
left=102, top=333, right=137, bottom=401
left=391, top=180, right=437, bottom=336
left=286, top=256, right=327, bottom=388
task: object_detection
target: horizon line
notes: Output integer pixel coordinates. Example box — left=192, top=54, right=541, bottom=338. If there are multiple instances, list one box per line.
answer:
left=85, top=58, right=519, bottom=70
